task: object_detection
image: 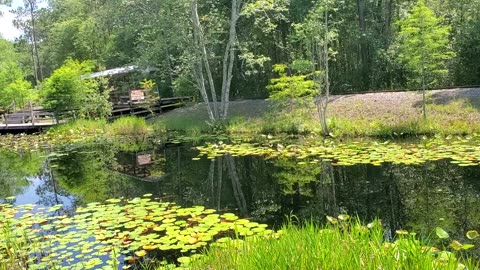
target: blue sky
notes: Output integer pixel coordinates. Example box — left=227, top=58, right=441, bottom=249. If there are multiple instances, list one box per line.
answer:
left=0, top=0, right=47, bottom=41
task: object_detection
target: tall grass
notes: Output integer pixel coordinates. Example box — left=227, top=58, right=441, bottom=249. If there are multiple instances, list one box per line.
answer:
left=109, top=116, right=152, bottom=137
left=186, top=219, right=477, bottom=270
left=46, top=119, right=108, bottom=136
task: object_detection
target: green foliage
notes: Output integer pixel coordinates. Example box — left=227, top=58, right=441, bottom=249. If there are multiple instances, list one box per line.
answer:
left=0, top=150, right=43, bottom=199
left=2, top=78, right=35, bottom=109
left=41, top=59, right=111, bottom=119
left=455, top=20, right=480, bottom=85
left=188, top=218, right=476, bottom=270
left=41, top=59, right=95, bottom=117
left=0, top=39, right=35, bottom=109
left=110, top=116, right=152, bottom=137
left=172, top=73, right=199, bottom=100
left=47, top=119, right=108, bottom=137
left=79, top=77, right=113, bottom=120
left=395, top=1, right=455, bottom=88
left=266, top=64, right=315, bottom=101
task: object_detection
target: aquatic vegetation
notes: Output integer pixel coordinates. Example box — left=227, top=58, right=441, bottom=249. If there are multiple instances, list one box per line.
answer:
left=183, top=217, right=479, bottom=270
left=0, top=195, right=269, bottom=269
left=196, top=135, right=480, bottom=167
left=110, top=116, right=152, bottom=138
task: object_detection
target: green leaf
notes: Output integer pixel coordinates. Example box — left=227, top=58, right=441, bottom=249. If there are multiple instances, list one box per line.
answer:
left=436, top=227, right=449, bottom=239
left=449, top=240, right=463, bottom=251
left=462, top=244, right=475, bottom=250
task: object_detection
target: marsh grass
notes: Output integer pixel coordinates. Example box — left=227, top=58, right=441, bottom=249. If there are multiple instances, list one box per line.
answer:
left=46, top=119, right=108, bottom=137
left=109, top=116, right=152, bottom=137
left=187, top=219, right=478, bottom=270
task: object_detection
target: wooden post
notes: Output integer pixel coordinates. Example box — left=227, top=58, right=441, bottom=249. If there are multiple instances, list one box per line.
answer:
left=30, top=100, right=35, bottom=127
left=2, top=114, right=8, bottom=128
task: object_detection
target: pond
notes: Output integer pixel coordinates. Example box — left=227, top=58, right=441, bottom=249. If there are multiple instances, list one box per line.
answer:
left=1, top=136, right=480, bottom=268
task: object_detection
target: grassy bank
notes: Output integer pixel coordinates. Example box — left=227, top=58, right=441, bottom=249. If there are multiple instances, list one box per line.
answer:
left=0, top=116, right=154, bottom=151
left=176, top=219, right=478, bottom=270
left=152, top=89, right=480, bottom=138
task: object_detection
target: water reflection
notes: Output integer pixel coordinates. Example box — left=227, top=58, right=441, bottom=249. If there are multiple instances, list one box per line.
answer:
left=1, top=141, right=480, bottom=255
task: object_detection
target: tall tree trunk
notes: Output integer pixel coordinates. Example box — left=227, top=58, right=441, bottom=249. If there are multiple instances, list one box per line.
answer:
left=220, top=0, right=243, bottom=120
left=28, top=0, right=42, bottom=82
left=191, top=0, right=219, bottom=120
left=315, top=1, right=330, bottom=136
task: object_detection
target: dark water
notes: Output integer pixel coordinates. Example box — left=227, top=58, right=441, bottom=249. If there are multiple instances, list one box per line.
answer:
left=1, top=140, right=480, bottom=254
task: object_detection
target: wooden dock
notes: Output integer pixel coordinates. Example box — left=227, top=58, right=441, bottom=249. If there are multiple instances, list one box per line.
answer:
left=0, top=109, right=58, bottom=132
left=110, top=96, right=192, bottom=119
left=0, top=96, right=192, bottom=133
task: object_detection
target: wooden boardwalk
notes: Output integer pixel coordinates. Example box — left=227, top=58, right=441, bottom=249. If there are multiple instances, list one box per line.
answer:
left=0, top=109, right=58, bottom=132
left=0, top=96, right=192, bottom=133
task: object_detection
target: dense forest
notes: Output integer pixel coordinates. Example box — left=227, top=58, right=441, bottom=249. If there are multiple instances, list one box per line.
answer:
left=1, top=0, right=480, bottom=103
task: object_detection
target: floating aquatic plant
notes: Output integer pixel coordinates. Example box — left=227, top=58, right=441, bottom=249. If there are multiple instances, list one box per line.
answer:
left=196, top=135, right=480, bottom=167
left=0, top=195, right=270, bottom=269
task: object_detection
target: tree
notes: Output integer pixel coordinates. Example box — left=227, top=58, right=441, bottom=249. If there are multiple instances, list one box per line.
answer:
left=41, top=59, right=111, bottom=119
left=267, top=63, right=315, bottom=101
left=292, top=0, right=337, bottom=135
left=191, top=0, right=245, bottom=124
left=13, top=0, right=44, bottom=82
left=395, top=1, right=455, bottom=120
left=0, top=38, right=35, bottom=109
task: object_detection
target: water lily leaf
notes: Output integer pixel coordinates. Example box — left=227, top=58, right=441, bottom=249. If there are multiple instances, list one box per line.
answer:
left=466, top=230, right=479, bottom=240
left=326, top=216, right=337, bottom=224
left=450, top=240, right=463, bottom=251
left=436, top=227, right=449, bottom=239
left=462, top=244, right=475, bottom=250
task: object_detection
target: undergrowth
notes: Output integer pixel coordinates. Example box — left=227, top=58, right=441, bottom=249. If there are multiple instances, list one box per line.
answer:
left=182, top=218, right=478, bottom=270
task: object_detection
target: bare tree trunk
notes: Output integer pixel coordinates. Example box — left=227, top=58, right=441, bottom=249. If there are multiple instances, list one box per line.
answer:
left=192, top=52, right=216, bottom=122
left=315, top=1, right=330, bottom=136
left=191, top=0, right=219, bottom=120
left=192, top=0, right=218, bottom=122
left=220, top=0, right=242, bottom=120
left=27, top=0, right=42, bottom=82
left=191, top=0, right=244, bottom=122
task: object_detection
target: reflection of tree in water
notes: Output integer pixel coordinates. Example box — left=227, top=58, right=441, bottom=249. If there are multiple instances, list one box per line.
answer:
left=35, top=159, right=73, bottom=209
left=0, top=150, right=43, bottom=201
left=393, top=160, right=480, bottom=250
left=49, top=143, right=165, bottom=204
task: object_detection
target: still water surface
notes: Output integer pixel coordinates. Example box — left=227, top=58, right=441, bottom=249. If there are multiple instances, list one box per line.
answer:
left=1, top=139, right=480, bottom=254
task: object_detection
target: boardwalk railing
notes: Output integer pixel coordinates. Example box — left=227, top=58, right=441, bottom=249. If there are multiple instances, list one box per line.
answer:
left=1, top=96, right=192, bottom=132
left=0, top=101, right=58, bottom=131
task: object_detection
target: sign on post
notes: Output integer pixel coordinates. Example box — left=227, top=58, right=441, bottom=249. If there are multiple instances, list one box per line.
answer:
left=137, top=153, right=152, bottom=166
left=130, top=89, right=146, bottom=102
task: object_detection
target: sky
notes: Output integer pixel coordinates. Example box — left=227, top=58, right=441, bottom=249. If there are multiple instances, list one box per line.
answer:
left=0, top=0, right=47, bottom=41
left=0, top=0, right=22, bottom=40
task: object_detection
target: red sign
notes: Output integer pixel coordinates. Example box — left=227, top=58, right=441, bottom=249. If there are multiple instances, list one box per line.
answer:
left=130, top=90, right=145, bottom=101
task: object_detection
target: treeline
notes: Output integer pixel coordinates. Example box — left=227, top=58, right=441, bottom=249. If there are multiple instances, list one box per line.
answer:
left=2, top=0, right=480, bottom=100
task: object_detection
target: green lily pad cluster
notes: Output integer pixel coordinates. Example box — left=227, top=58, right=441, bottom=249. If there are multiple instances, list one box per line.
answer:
left=0, top=195, right=270, bottom=270
left=196, top=135, right=480, bottom=166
